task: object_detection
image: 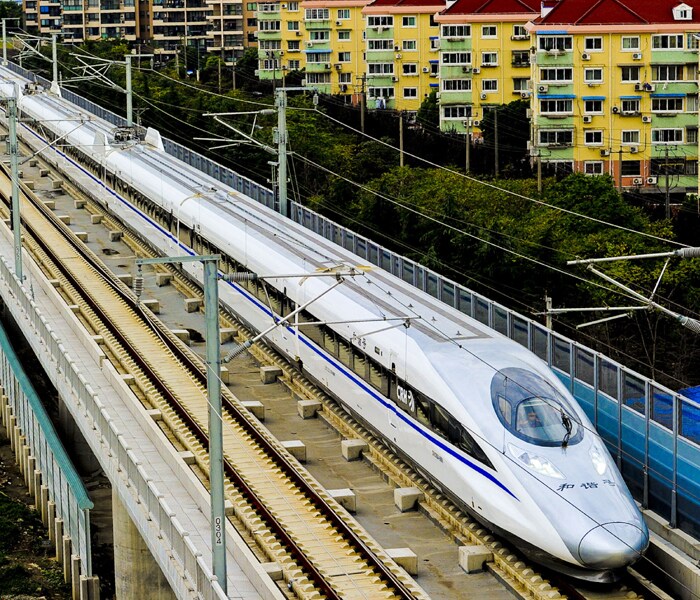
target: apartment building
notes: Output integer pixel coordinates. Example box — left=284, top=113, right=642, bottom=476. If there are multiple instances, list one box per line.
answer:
left=256, top=0, right=368, bottom=96
left=207, top=0, right=246, bottom=63
left=24, top=0, right=139, bottom=41
left=362, top=0, right=445, bottom=111
left=435, top=0, right=539, bottom=136
left=528, top=0, right=699, bottom=192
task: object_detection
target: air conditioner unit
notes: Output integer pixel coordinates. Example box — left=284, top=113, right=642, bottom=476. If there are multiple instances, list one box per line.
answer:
left=395, top=53, right=402, bottom=59
left=325, top=63, right=331, bottom=69
left=642, top=115, right=652, bottom=123
left=281, top=3, right=287, bottom=7
left=582, top=115, right=592, bottom=123
left=645, top=84, right=655, bottom=92
left=392, top=75, right=399, bottom=82
left=612, top=106, right=619, bottom=114
left=462, top=66, right=471, bottom=73
left=520, top=91, right=531, bottom=99
left=377, top=26, right=386, bottom=32
left=469, top=67, right=479, bottom=74
left=305, top=40, right=313, bottom=47
left=633, top=177, right=643, bottom=185
left=630, top=147, right=638, bottom=153
left=480, top=92, right=487, bottom=99
left=296, top=31, right=302, bottom=36
left=472, top=119, right=481, bottom=127
left=634, top=83, right=643, bottom=91
left=600, top=149, right=610, bottom=156
left=254, top=69, right=260, bottom=76
left=538, top=84, right=548, bottom=93
left=335, top=20, right=342, bottom=25
left=334, top=63, right=341, bottom=70
left=462, top=119, right=469, bottom=126
left=422, top=67, right=429, bottom=73
left=646, top=176, right=657, bottom=185
left=581, top=52, right=590, bottom=60
left=279, top=50, right=284, bottom=55
left=632, top=52, right=642, bottom=60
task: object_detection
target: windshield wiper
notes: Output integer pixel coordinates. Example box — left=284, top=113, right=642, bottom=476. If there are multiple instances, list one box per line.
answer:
left=561, top=412, right=572, bottom=448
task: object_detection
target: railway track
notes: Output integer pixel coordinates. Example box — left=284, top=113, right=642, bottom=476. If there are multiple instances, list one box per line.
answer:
left=0, top=165, right=428, bottom=600
left=1, top=119, right=676, bottom=600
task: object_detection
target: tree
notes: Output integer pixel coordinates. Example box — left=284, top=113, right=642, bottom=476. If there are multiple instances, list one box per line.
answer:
left=417, top=90, right=439, bottom=128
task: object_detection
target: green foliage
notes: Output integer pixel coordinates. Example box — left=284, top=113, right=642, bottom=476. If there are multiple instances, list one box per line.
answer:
left=417, top=90, right=439, bottom=128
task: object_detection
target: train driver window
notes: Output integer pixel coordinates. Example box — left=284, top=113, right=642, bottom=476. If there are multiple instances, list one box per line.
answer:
left=491, top=367, right=582, bottom=447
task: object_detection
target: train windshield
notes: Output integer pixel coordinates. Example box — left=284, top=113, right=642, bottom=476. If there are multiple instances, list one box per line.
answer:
left=491, top=367, right=583, bottom=447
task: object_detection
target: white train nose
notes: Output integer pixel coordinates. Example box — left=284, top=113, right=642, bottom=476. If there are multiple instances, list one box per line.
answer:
left=577, top=522, right=648, bottom=570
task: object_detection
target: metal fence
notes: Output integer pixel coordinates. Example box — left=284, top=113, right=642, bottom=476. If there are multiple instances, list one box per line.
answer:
left=7, top=60, right=700, bottom=536
left=0, top=278, right=93, bottom=575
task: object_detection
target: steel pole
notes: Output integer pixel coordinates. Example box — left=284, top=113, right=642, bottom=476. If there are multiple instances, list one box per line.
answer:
left=50, top=34, right=60, bottom=95
left=276, top=88, right=288, bottom=218
left=204, top=260, right=227, bottom=592
left=2, top=20, right=7, bottom=67
left=125, top=55, right=133, bottom=128
left=8, top=86, right=22, bottom=281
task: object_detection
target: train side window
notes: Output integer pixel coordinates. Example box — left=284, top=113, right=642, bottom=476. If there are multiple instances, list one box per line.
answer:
left=452, top=423, right=494, bottom=469
left=498, top=395, right=512, bottom=426
left=432, top=403, right=451, bottom=439
left=352, top=349, right=368, bottom=379
left=322, top=327, right=337, bottom=356
left=415, top=394, right=430, bottom=427
left=368, top=360, right=388, bottom=396
left=338, top=338, right=353, bottom=368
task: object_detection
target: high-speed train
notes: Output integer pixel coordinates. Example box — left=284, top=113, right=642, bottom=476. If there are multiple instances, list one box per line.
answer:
left=0, top=67, right=648, bottom=582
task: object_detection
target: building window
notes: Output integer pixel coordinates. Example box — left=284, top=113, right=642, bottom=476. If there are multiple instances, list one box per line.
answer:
left=430, top=38, right=440, bottom=51
left=621, top=66, right=640, bottom=82
left=652, top=97, right=683, bottom=112
left=287, top=1, right=299, bottom=10
left=584, top=37, right=602, bottom=51
left=539, top=129, right=573, bottom=146
left=621, top=160, right=640, bottom=176
left=338, top=30, right=350, bottom=41
left=368, top=86, right=395, bottom=98
left=402, top=16, right=416, bottom=27
left=584, top=68, right=603, bottom=84
left=538, top=35, right=572, bottom=52
left=687, top=127, right=698, bottom=143
left=306, top=73, right=331, bottom=84
left=339, top=72, right=352, bottom=83
left=442, top=79, right=471, bottom=91
left=673, top=4, right=692, bottom=19
left=621, top=98, right=640, bottom=113
left=259, top=20, right=280, bottom=31
left=367, top=15, right=393, bottom=27
left=310, top=30, right=329, bottom=41
left=513, top=78, right=528, bottom=91
left=306, top=52, right=331, bottom=63
left=481, top=51, right=498, bottom=66
left=688, top=94, right=699, bottom=112
left=540, top=67, right=572, bottom=82
left=652, top=34, right=683, bottom=49
left=443, top=105, right=472, bottom=118
left=305, top=8, right=329, bottom=20
left=622, top=130, right=640, bottom=144
left=403, top=63, right=418, bottom=75
left=482, top=25, right=497, bottom=38
left=368, top=63, right=393, bottom=74
left=482, top=79, right=498, bottom=91
left=337, top=8, right=349, bottom=19
left=651, top=128, right=683, bottom=143
left=338, top=51, right=350, bottom=62
left=368, top=39, right=393, bottom=50
left=287, top=40, right=300, bottom=51
left=403, top=40, right=417, bottom=51
left=653, top=65, right=683, bottom=81
left=442, top=25, right=470, bottom=38
left=584, top=161, right=604, bottom=175
left=287, top=20, right=299, bottom=30
left=442, top=52, right=471, bottom=64
left=584, top=130, right=604, bottom=145
left=512, top=50, right=529, bottom=67
left=621, top=36, right=640, bottom=50
left=403, top=87, right=417, bottom=98
left=512, top=24, right=527, bottom=38
left=540, top=99, right=573, bottom=114
left=584, top=100, right=603, bottom=114
left=288, top=59, right=300, bottom=69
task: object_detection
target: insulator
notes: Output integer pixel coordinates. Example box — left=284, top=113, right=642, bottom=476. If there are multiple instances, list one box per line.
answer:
left=223, top=340, right=253, bottom=362
left=679, top=316, right=700, bottom=335
left=675, top=247, right=700, bottom=259
left=133, top=275, right=144, bottom=299
left=222, top=272, right=258, bottom=282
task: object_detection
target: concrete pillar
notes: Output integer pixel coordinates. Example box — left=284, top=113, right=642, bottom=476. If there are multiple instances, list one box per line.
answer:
left=112, top=490, right=176, bottom=600
left=58, top=396, right=101, bottom=473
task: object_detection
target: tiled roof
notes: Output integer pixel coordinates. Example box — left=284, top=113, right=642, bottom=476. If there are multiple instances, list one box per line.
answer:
left=367, top=0, right=446, bottom=7
left=443, top=0, right=539, bottom=16
left=538, top=0, right=700, bottom=25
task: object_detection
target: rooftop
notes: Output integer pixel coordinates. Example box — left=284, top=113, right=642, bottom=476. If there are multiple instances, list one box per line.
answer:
left=536, top=0, right=700, bottom=25
left=442, top=0, right=539, bottom=16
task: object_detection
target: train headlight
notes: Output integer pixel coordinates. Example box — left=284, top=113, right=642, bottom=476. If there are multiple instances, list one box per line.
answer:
left=508, top=444, right=564, bottom=479
left=589, top=444, right=608, bottom=475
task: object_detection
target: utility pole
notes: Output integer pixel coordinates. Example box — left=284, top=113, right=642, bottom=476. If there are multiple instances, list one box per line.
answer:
left=494, top=108, right=499, bottom=177
left=357, top=74, right=366, bottom=133
left=50, top=34, right=60, bottom=96
left=617, top=148, right=623, bottom=191
left=465, top=119, right=470, bottom=174
left=275, top=88, right=288, bottom=217
left=1, top=18, right=19, bottom=67
left=545, top=294, right=552, bottom=330
left=8, top=84, right=22, bottom=281
left=399, top=111, right=404, bottom=167
left=537, top=150, right=542, bottom=193
left=125, top=53, right=153, bottom=129
left=664, top=145, right=671, bottom=219
left=232, top=64, right=236, bottom=90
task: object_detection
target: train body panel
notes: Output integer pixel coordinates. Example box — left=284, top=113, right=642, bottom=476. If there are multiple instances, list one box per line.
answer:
left=1, top=70, right=649, bottom=581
